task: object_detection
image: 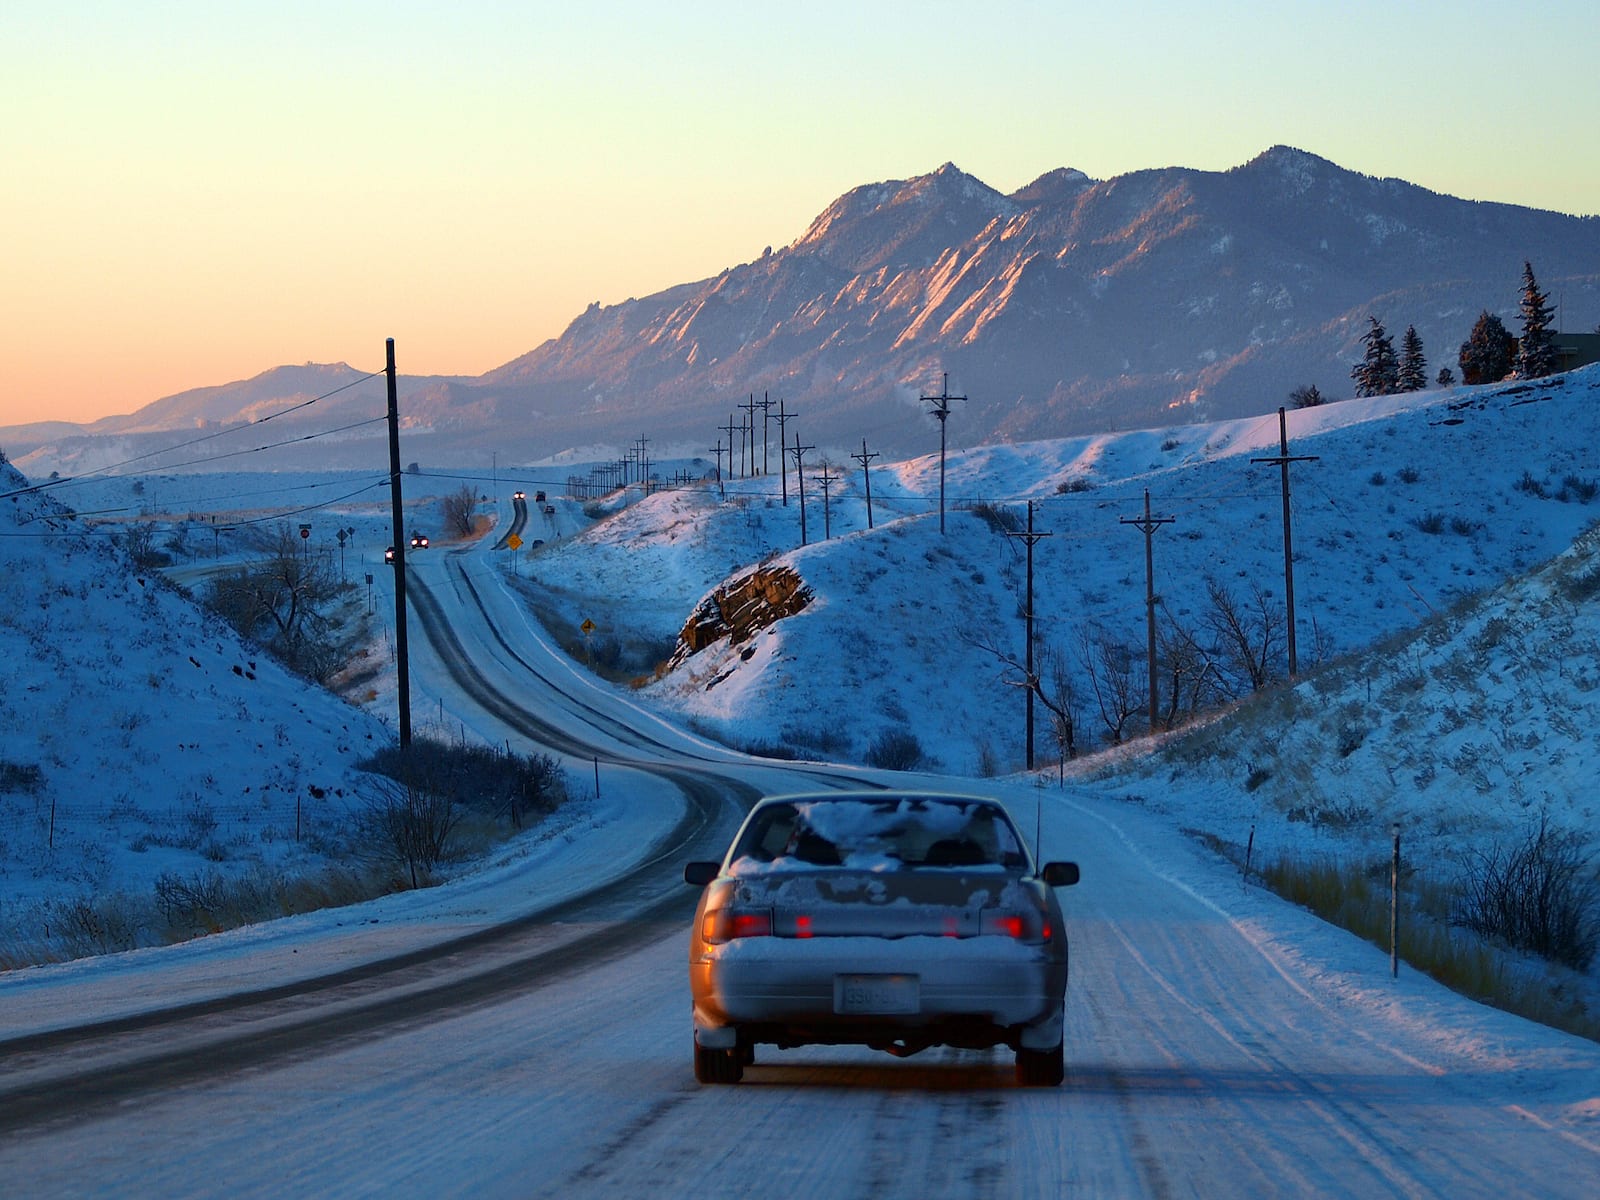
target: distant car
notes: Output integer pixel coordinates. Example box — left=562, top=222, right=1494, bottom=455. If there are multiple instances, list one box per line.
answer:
left=534, top=490, right=546, bottom=503
left=530, top=538, right=545, bottom=547
left=684, top=791, right=1079, bottom=1086
left=409, top=533, right=429, bottom=549
left=513, top=490, right=525, bottom=501
left=384, top=545, right=395, bottom=564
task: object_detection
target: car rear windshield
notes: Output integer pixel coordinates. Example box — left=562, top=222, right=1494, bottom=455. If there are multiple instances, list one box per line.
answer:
left=730, top=796, right=1027, bottom=871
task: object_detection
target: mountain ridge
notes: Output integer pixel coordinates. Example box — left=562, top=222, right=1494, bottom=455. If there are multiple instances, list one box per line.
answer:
left=6, top=147, right=1599, bottom=473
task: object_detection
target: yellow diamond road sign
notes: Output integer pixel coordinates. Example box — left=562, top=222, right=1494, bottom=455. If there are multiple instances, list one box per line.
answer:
left=581, top=618, right=596, bottom=634
left=506, top=533, right=522, bottom=550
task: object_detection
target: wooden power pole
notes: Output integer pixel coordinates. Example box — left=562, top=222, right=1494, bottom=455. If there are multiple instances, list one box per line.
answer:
left=1006, top=501, right=1052, bottom=769
left=920, top=372, right=965, bottom=534
left=789, top=432, right=814, bottom=545
left=851, top=438, right=880, bottom=529
left=1121, top=489, right=1173, bottom=735
left=1251, top=407, right=1319, bottom=678
left=773, top=399, right=793, bottom=506
left=384, top=338, right=412, bottom=748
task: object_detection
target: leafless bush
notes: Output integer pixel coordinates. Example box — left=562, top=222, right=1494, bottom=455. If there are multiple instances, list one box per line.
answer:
left=1453, top=813, right=1599, bottom=971
left=360, top=737, right=568, bottom=840
left=49, top=896, right=142, bottom=958
left=440, top=485, right=478, bottom=537
left=1078, top=623, right=1146, bottom=745
left=1202, top=576, right=1283, bottom=695
left=0, top=759, right=44, bottom=795
left=122, top=522, right=170, bottom=570
left=780, top=723, right=854, bottom=755
left=865, top=728, right=924, bottom=770
left=964, top=501, right=1023, bottom=534
left=204, top=523, right=344, bottom=679
left=356, top=770, right=462, bottom=889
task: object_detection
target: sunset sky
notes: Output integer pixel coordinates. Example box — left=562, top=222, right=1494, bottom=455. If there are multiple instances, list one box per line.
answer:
left=4, top=0, right=1597, bottom=428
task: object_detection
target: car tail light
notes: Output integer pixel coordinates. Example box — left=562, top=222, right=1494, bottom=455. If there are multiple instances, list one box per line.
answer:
left=981, top=905, right=1048, bottom=944
left=702, top=906, right=773, bottom=943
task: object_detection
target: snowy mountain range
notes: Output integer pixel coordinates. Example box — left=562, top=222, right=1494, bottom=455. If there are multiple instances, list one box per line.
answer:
left=8, top=147, right=1600, bottom=475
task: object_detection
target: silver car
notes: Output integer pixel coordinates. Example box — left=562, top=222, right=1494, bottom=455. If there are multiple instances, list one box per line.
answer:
left=684, top=791, right=1080, bottom=1086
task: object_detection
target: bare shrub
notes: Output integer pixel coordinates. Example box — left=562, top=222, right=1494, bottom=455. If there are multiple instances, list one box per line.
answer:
left=440, top=485, right=478, bottom=537
left=357, top=770, right=461, bottom=889
left=360, top=737, right=568, bottom=834
left=964, top=501, right=1022, bottom=534
left=1557, top=475, right=1599, bottom=504
left=1454, top=813, right=1600, bottom=971
left=1202, top=576, right=1282, bottom=696
left=49, top=896, right=142, bottom=958
left=122, top=522, right=171, bottom=570
left=1078, top=623, right=1146, bottom=745
left=0, top=759, right=44, bottom=795
left=780, top=723, right=854, bottom=755
left=203, top=523, right=344, bottom=680
left=865, top=728, right=924, bottom=770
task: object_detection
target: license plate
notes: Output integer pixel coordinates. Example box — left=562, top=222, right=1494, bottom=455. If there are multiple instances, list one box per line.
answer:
left=834, top=974, right=919, bottom=1015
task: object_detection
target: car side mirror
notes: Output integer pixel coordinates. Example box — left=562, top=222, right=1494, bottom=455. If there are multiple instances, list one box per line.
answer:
left=1040, top=861, right=1080, bottom=888
left=684, top=861, right=721, bottom=886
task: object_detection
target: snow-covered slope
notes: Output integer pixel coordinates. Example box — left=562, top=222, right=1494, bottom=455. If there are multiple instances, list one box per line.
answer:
left=0, top=459, right=393, bottom=954
left=623, top=370, right=1600, bottom=799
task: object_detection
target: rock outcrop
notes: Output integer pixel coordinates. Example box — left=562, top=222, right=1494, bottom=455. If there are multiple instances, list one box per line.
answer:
left=668, top=564, right=811, bottom=670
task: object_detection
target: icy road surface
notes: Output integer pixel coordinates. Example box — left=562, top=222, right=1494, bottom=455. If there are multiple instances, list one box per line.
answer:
left=1, top=547, right=1596, bottom=1197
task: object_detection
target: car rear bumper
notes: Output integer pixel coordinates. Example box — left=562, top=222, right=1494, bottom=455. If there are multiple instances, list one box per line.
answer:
left=692, top=937, right=1065, bottom=1049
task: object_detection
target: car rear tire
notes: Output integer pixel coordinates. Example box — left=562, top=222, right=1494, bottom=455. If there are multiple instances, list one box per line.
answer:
left=1015, top=1040, right=1065, bottom=1087
left=694, top=1038, right=744, bottom=1084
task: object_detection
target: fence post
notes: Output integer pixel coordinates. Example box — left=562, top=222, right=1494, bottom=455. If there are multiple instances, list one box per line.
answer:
left=1390, top=822, right=1401, bottom=979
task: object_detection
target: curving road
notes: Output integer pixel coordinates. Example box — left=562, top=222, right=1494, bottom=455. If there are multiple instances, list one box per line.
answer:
left=1, top=544, right=1597, bottom=1197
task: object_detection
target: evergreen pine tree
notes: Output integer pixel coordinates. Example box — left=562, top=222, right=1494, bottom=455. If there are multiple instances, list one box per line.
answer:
left=1398, top=325, right=1427, bottom=391
left=1458, top=310, right=1514, bottom=384
left=1437, top=366, right=1455, bottom=387
left=1288, top=383, right=1324, bottom=408
left=1516, top=260, right=1557, bottom=378
left=1351, top=316, right=1399, bottom=397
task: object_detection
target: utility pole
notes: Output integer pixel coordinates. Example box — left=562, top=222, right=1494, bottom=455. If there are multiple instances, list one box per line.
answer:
left=1006, top=501, right=1053, bottom=770
left=740, top=393, right=760, bottom=477
left=635, top=437, right=650, bottom=491
left=1251, top=407, right=1319, bottom=678
left=759, top=392, right=774, bottom=477
left=1121, top=489, right=1173, bottom=736
left=773, top=399, right=793, bottom=506
left=721, top=413, right=739, bottom=485
left=816, top=464, right=838, bottom=540
left=790, top=432, right=815, bottom=546
left=851, top=438, right=880, bottom=529
left=385, top=338, right=412, bottom=749
left=711, top=438, right=726, bottom=500
left=921, top=372, right=965, bottom=534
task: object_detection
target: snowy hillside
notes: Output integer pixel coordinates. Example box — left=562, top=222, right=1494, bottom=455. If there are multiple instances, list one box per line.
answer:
left=578, top=370, right=1600, bottom=798
left=0, top=459, right=397, bottom=958
left=3, top=367, right=1597, bottom=998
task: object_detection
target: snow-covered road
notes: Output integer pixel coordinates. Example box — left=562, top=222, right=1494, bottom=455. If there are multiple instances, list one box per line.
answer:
left=2, top=542, right=1596, bottom=1197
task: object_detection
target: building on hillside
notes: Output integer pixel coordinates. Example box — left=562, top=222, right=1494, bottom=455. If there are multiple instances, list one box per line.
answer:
left=1553, top=332, right=1600, bottom=373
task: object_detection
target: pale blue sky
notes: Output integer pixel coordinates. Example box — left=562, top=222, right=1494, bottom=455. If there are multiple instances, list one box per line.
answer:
left=4, top=1, right=1596, bottom=423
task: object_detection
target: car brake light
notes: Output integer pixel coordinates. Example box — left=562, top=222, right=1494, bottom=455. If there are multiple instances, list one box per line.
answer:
left=794, top=914, right=813, bottom=939
left=981, top=907, right=1046, bottom=943
left=703, top=907, right=774, bottom=943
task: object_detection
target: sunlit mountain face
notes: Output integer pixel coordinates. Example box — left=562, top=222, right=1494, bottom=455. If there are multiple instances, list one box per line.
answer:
left=8, top=147, right=1600, bottom=473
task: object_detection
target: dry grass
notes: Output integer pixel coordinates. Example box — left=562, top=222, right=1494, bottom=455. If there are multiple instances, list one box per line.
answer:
left=1255, top=851, right=1600, bottom=1044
